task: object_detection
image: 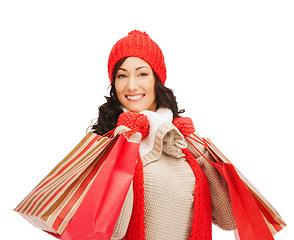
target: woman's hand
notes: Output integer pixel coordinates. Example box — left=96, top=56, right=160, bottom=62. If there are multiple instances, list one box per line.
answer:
left=117, top=112, right=150, bottom=139
left=172, top=117, right=195, bottom=137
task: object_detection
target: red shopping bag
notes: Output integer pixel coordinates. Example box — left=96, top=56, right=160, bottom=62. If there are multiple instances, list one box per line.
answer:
left=205, top=138, right=286, bottom=239
left=49, top=132, right=139, bottom=240
left=185, top=133, right=286, bottom=240
left=213, top=161, right=273, bottom=240
left=15, top=129, right=140, bottom=239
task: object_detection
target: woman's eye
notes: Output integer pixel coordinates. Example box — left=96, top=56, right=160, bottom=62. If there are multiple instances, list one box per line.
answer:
left=117, top=74, right=127, bottom=79
left=139, top=73, right=148, bottom=77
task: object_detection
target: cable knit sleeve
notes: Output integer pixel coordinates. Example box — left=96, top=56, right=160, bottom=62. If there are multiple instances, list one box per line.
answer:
left=186, top=133, right=237, bottom=231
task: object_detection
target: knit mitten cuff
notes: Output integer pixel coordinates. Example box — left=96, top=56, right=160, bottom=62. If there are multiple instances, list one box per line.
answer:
left=117, top=112, right=150, bottom=139
left=172, top=117, right=195, bottom=137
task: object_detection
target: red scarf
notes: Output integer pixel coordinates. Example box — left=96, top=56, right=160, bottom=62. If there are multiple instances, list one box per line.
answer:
left=118, top=114, right=212, bottom=239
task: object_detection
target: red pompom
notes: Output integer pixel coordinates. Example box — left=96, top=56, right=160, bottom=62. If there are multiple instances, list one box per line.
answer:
left=172, top=117, right=195, bottom=137
left=117, top=112, right=150, bottom=139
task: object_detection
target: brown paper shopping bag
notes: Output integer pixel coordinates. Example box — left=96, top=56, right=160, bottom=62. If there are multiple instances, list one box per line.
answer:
left=14, top=132, right=114, bottom=235
left=185, top=133, right=286, bottom=239
left=205, top=138, right=287, bottom=237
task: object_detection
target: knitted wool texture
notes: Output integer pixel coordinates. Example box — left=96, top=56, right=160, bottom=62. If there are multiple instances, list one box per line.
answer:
left=172, top=117, right=196, bottom=137
left=182, top=148, right=212, bottom=240
left=118, top=114, right=212, bottom=240
left=108, top=30, right=167, bottom=85
left=117, top=112, right=150, bottom=139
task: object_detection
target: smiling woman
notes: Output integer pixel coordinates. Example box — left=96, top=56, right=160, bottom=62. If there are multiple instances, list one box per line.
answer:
left=88, top=30, right=237, bottom=240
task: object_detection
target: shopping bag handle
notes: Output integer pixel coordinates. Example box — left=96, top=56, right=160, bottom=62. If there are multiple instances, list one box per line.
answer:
left=101, top=126, right=142, bottom=144
left=185, top=133, right=220, bottom=165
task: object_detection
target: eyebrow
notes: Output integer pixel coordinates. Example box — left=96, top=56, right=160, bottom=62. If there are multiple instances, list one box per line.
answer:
left=118, top=66, right=150, bottom=71
left=136, top=66, right=149, bottom=70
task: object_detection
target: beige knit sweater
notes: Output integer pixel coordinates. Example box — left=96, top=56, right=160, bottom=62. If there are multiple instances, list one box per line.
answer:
left=112, top=110, right=236, bottom=239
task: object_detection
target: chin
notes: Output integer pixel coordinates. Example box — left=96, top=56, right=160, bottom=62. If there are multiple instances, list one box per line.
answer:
left=125, top=107, right=144, bottom=112
left=123, top=102, right=157, bottom=113
left=123, top=103, right=148, bottom=113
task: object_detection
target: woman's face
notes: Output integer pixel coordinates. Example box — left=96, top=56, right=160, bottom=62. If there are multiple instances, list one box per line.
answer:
left=115, top=57, right=157, bottom=112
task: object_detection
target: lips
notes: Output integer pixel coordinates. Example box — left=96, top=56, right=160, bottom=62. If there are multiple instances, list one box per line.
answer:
left=125, top=94, right=145, bottom=101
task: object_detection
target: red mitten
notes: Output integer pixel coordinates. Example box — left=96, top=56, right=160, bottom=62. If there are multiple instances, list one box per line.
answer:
left=117, top=112, right=150, bottom=139
left=172, top=117, right=195, bottom=137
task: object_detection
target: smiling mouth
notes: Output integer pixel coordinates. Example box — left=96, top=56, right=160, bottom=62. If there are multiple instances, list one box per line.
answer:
left=125, top=94, right=145, bottom=101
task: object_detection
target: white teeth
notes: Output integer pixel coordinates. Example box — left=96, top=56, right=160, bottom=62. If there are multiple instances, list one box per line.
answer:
left=126, top=94, right=144, bottom=100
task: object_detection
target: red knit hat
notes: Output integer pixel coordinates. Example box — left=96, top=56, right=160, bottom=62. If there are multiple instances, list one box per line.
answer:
left=107, top=30, right=167, bottom=85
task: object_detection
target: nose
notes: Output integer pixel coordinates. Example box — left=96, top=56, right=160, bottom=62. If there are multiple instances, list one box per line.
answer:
left=126, top=75, right=138, bottom=92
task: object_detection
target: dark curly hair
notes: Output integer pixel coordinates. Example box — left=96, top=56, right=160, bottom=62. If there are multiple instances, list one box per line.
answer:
left=91, top=57, right=184, bottom=135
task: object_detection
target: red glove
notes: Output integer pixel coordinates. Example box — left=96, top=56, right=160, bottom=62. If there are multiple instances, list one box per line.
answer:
left=172, top=117, right=195, bottom=137
left=117, top=112, right=150, bottom=139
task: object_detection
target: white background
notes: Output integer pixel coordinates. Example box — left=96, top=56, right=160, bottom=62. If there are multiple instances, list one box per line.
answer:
left=1, top=0, right=293, bottom=239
